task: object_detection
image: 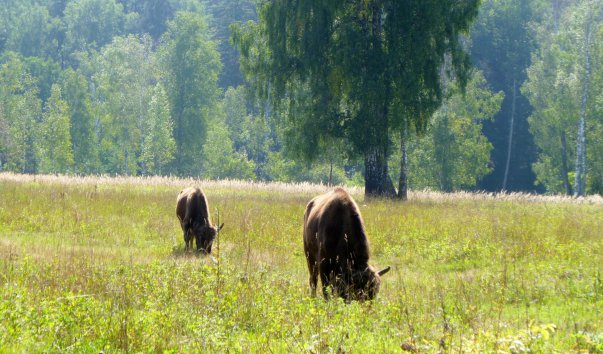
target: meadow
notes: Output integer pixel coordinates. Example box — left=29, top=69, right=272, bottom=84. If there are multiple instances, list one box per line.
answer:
left=0, top=172, right=602, bottom=353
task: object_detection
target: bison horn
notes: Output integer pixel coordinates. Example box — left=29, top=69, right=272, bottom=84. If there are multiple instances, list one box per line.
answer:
left=377, top=266, right=391, bottom=276
left=217, top=223, right=224, bottom=232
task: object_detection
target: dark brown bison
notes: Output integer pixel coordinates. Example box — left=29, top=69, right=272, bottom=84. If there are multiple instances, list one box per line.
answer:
left=176, top=187, right=223, bottom=254
left=303, top=188, right=390, bottom=301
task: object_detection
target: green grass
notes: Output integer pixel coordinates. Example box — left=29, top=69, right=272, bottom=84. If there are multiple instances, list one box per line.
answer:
left=0, top=173, right=602, bottom=353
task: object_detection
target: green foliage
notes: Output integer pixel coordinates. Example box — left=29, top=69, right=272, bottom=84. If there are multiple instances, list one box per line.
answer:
left=234, top=0, right=481, bottom=196
left=470, top=0, right=541, bottom=192
left=22, top=56, right=61, bottom=103
left=223, top=86, right=274, bottom=180
left=201, top=0, right=257, bottom=88
left=266, top=151, right=353, bottom=186
left=160, top=10, right=222, bottom=176
left=574, top=332, right=603, bottom=353
left=141, top=83, right=176, bottom=176
left=38, top=84, right=74, bottom=173
left=81, top=34, right=158, bottom=175
left=0, top=2, right=61, bottom=59
left=202, top=117, right=256, bottom=180
left=523, top=0, right=603, bottom=195
left=60, top=67, right=99, bottom=174
left=0, top=52, right=42, bottom=173
left=220, top=85, right=361, bottom=185
left=0, top=0, right=601, bottom=197
left=0, top=176, right=601, bottom=351
left=400, top=71, right=503, bottom=191
left=0, top=0, right=252, bottom=179
left=63, top=0, right=137, bottom=64
left=120, top=0, right=177, bottom=39
left=223, top=86, right=248, bottom=150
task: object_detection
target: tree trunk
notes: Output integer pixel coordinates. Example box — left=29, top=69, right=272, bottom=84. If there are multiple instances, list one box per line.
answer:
left=124, top=147, right=129, bottom=174
left=560, top=131, right=573, bottom=196
left=574, top=16, right=592, bottom=197
left=363, top=2, right=395, bottom=199
left=365, top=145, right=396, bottom=198
left=502, top=78, right=517, bottom=192
left=397, top=131, right=408, bottom=200
left=438, top=55, right=452, bottom=193
left=328, top=159, right=333, bottom=187
left=437, top=103, right=453, bottom=192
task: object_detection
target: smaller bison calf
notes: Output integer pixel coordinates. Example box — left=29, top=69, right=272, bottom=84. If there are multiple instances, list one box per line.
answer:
left=176, top=187, right=223, bottom=254
left=303, top=188, right=390, bottom=302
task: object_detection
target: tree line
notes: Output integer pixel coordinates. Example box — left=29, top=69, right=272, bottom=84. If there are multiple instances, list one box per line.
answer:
left=0, top=0, right=601, bottom=196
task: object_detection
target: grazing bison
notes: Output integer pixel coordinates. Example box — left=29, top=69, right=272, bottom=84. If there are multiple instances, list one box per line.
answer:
left=176, top=187, right=223, bottom=254
left=303, top=188, right=390, bottom=301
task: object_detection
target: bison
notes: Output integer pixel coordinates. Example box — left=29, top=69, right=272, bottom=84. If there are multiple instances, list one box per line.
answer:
left=176, top=187, right=223, bottom=254
left=303, top=188, right=390, bottom=301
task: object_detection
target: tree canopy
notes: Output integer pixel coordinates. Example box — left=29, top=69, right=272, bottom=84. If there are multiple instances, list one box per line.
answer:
left=234, top=0, right=481, bottom=197
left=0, top=0, right=602, bottom=196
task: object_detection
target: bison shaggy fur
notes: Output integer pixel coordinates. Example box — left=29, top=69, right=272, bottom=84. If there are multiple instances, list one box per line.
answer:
left=303, top=188, right=390, bottom=301
left=176, top=187, right=223, bottom=254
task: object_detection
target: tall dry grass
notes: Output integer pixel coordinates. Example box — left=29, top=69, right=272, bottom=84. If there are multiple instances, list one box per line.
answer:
left=2, top=172, right=601, bottom=204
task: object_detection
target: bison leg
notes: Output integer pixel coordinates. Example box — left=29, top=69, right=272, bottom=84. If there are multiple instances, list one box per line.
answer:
left=319, top=261, right=333, bottom=300
left=184, top=228, right=192, bottom=251
left=305, top=253, right=318, bottom=297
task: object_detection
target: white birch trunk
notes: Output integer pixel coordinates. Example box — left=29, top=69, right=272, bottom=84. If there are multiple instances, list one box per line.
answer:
left=574, top=16, right=592, bottom=197
left=502, top=79, right=517, bottom=191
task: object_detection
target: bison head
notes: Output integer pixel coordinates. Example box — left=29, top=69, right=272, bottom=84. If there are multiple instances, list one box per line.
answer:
left=192, top=221, right=224, bottom=255
left=347, top=265, right=391, bottom=301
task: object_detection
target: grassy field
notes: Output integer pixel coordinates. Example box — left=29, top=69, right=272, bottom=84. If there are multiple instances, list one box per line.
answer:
left=0, top=173, right=602, bottom=353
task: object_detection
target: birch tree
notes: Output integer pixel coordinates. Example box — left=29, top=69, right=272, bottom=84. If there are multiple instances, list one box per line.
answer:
left=82, top=35, right=157, bottom=175
left=523, top=0, right=603, bottom=195
left=233, top=1, right=480, bottom=198
left=573, top=2, right=597, bottom=196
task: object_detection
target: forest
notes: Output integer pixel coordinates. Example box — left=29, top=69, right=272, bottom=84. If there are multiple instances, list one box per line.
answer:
left=0, top=0, right=602, bottom=197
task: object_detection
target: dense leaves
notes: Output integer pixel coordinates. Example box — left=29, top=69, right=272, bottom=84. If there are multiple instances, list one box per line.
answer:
left=141, top=83, right=176, bottom=175
left=38, top=85, right=73, bottom=173
left=0, top=0, right=602, bottom=195
left=402, top=71, right=504, bottom=191
left=234, top=0, right=481, bottom=196
left=160, top=11, right=222, bottom=176
left=0, top=53, right=41, bottom=173
left=523, top=0, right=603, bottom=195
